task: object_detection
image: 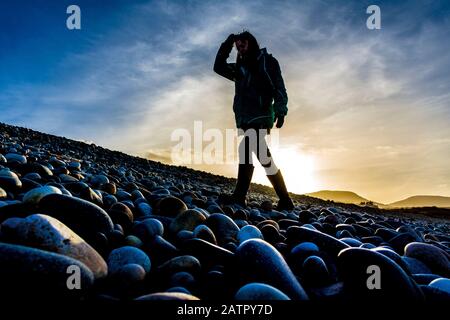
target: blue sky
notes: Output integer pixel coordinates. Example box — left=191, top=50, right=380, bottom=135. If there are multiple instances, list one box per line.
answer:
left=1, top=0, right=449, bottom=203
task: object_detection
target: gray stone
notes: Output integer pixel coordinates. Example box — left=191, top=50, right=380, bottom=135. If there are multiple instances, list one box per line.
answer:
left=235, top=282, right=290, bottom=300
left=38, top=193, right=114, bottom=241
left=169, top=209, right=207, bottom=234
left=107, top=246, right=151, bottom=275
left=22, top=185, right=62, bottom=205
left=337, top=247, right=424, bottom=300
left=135, top=292, right=199, bottom=300
left=429, top=278, right=450, bottom=294
left=236, top=239, right=309, bottom=300
left=404, top=242, right=450, bottom=277
left=237, top=225, right=264, bottom=244
left=0, top=242, right=94, bottom=298
left=206, top=213, right=240, bottom=245
left=5, top=153, right=27, bottom=164
left=1, top=214, right=107, bottom=278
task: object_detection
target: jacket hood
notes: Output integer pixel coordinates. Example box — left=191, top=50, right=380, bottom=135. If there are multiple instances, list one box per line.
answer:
left=257, top=48, right=269, bottom=60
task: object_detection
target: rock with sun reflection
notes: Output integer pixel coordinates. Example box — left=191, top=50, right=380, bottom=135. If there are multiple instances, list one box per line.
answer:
left=236, top=238, right=309, bottom=300
left=0, top=214, right=107, bottom=279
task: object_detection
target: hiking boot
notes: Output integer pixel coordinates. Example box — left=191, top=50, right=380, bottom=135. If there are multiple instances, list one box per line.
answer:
left=219, top=164, right=254, bottom=207
left=267, top=169, right=295, bottom=211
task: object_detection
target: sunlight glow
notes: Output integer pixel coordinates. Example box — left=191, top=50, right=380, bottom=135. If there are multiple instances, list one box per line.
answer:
left=252, top=146, right=318, bottom=194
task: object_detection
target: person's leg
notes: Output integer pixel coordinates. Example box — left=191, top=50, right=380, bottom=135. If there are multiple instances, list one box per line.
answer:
left=256, top=129, right=294, bottom=211
left=219, top=128, right=255, bottom=207
left=231, top=129, right=255, bottom=206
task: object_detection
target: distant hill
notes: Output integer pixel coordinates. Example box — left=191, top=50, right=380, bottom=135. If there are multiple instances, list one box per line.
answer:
left=305, top=190, right=373, bottom=205
left=388, top=195, right=450, bottom=208
left=306, top=191, right=450, bottom=209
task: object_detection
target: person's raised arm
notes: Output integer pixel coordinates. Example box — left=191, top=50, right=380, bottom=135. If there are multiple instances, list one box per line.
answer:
left=213, top=34, right=237, bottom=82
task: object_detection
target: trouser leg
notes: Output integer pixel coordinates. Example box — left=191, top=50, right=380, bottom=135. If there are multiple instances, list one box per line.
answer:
left=232, top=132, right=255, bottom=204
left=254, top=129, right=294, bottom=211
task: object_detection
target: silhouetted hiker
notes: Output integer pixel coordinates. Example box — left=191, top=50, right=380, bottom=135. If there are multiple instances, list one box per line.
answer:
left=214, top=30, right=294, bottom=211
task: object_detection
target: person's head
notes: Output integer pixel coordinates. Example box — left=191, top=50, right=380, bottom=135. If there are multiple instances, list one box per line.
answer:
left=234, top=30, right=260, bottom=59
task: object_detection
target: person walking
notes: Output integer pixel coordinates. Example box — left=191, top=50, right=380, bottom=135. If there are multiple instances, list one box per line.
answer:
left=213, top=30, right=294, bottom=211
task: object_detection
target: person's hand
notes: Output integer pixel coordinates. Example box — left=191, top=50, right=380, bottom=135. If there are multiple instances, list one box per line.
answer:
left=275, top=115, right=285, bottom=128
left=225, top=33, right=236, bottom=46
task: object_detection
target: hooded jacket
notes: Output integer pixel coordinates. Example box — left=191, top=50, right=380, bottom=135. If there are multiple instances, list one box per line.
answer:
left=213, top=40, right=288, bottom=129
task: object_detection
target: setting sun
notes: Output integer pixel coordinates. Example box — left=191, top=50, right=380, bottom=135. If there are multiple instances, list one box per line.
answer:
left=252, top=146, right=318, bottom=195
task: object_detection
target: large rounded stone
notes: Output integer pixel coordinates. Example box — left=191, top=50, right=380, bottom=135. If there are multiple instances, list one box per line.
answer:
left=389, top=232, right=418, bottom=254
left=287, top=226, right=350, bottom=257
left=0, top=242, right=94, bottom=299
left=91, top=174, right=109, bottom=187
left=0, top=169, right=22, bottom=191
left=169, top=209, right=207, bottom=235
left=167, top=287, right=191, bottom=295
left=22, top=172, right=42, bottom=181
left=291, top=242, right=320, bottom=261
left=113, top=263, right=146, bottom=288
left=235, top=283, right=290, bottom=300
left=181, top=238, right=234, bottom=267
left=236, top=239, right=309, bottom=300
left=412, top=273, right=442, bottom=285
left=205, top=213, right=240, bottom=246
left=135, top=292, right=199, bottom=300
left=298, top=210, right=317, bottom=224
left=124, top=235, right=144, bottom=248
left=157, top=255, right=201, bottom=275
left=79, top=187, right=103, bottom=207
left=116, top=190, right=132, bottom=201
left=146, top=235, right=179, bottom=265
left=5, top=153, right=27, bottom=164
left=38, top=193, right=114, bottom=241
left=102, top=182, right=117, bottom=195
left=1, top=214, right=107, bottom=278
left=340, top=237, right=363, bottom=247
left=404, top=242, right=450, bottom=277
left=237, top=225, right=264, bottom=244
left=301, top=255, right=331, bottom=286
left=337, top=247, right=424, bottom=301
left=278, top=219, right=300, bottom=230
left=169, top=271, right=196, bottom=290
left=59, top=174, right=79, bottom=183
left=402, top=256, right=433, bottom=274
left=0, top=187, right=7, bottom=199
left=132, top=218, right=164, bottom=242
left=156, top=196, right=188, bottom=218
left=420, top=284, right=450, bottom=301
left=375, top=228, right=398, bottom=241
left=429, top=278, right=450, bottom=295
left=22, top=185, right=62, bottom=206
left=107, top=246, right=151, bottom=275
left=260, top=224, right=284, bottom=244
left=136, top=202, right=152, bottom=218
left=19, top=162, right=53, bottom=178
left=108, top=202, right=134, bottom=231
left=68, top=161, right=81, bottom=171
left=193, top=224, right=217, bottom=245
left=371, top=247, right=411, bottom=275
